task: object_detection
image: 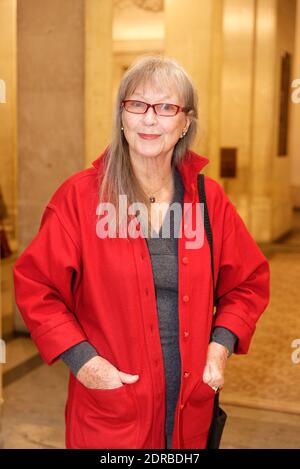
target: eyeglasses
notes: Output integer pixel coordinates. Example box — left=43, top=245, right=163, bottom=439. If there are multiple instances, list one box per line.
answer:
left=121, top=100, right=188, bottom=117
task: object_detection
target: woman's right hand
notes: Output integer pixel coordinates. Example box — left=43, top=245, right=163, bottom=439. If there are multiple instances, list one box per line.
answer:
left=76, top=355, right=139, bottom=390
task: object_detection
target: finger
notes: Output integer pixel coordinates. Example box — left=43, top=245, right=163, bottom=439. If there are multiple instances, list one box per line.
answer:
left=118, top=371, right=139, bottom=384
left=202, top=364, right=211, bottom=383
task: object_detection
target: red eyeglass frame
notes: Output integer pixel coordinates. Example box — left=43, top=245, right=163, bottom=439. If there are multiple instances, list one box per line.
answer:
left=121, top=100, right=188, bottom=116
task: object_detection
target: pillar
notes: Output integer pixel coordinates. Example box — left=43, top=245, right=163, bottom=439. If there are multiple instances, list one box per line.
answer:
left=250, top=0, right=296, bottom=241
left=84, top=0, right=113, bottom=167
left=15, top=0, right=113, bottom=331
left=220, top=0, right=256, bottom=222
left=290, top=0, right=300, bottom=208
left=165, top=0, right=223, bottom=179
left=0, top=0, right=17, bottom=447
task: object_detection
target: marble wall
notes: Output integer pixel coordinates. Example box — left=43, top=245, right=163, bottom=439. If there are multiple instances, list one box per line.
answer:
left=0, top=0, right=17, bottom=437
left=165, top=0, right=221, bottom=163
left=15, top=0, right=86, bottom=331
left=290, top=0, right=300, bottom=208
left=85, top=0, right=113, bottom=168
left=0, top=0, right=17, bottom=238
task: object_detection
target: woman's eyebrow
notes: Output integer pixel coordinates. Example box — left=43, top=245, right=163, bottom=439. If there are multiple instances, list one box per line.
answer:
left=131, top=93, right=171, bottom=101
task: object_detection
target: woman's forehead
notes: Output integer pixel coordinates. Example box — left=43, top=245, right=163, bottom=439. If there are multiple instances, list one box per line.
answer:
left=127, top=80, right=182, bottom=102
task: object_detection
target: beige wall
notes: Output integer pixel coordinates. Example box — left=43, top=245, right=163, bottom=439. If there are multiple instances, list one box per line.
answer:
left=220, top=0, right=256, bottom=222
left=0, top=0, right=16, bottom=438
left=15, top=0, right=86, bottom=331
left=220, top=0, right=296, bottom=240
left=165, top=0, right=217, bottom=158
left=290, top=0, right=300, bottom=207
left=271, top=0, right=296, bottom=236
left=112, top=2, right=164, bottom=128
left=85, top=0, right=113, bottom=168
left=0, top=0, right=17, bottom=239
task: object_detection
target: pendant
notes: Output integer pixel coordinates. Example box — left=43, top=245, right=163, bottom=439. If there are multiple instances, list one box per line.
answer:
left=149, top=197, right=155, bottom=203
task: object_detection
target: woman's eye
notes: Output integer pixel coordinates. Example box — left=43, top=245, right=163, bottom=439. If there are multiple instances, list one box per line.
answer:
left=133, top=101, right=144, bottom=108
left=160, top=104, right=175, bottom=111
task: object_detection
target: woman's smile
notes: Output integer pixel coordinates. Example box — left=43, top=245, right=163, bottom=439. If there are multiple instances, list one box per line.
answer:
left=138, top=133, right=161, bottom=140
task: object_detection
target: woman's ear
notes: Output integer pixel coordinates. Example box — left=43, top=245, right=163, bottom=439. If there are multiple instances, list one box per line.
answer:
left=185, top=110, right=193, bottom=131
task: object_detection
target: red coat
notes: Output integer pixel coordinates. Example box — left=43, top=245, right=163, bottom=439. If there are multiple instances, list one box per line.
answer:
left=13, top=149, right=270, bottom=449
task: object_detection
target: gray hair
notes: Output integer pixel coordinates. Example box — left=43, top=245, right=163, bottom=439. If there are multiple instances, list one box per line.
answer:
left=98, top=55, right=199, bottom=225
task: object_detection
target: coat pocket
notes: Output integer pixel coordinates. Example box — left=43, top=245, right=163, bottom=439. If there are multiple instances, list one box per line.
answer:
left=181, top=381, right=215, bottom=446
left=67, top=380, right=138, bottom=448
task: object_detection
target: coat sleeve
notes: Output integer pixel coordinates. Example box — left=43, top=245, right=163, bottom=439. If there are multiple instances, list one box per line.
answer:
left=212, top=195, right=270, bottom=355
left=13, top=205, right=88, bottom=365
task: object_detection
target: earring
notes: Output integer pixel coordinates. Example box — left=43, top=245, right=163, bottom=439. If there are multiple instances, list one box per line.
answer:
left=181, top=130, right=186, bottom=138
left=121, top=126, right=124, bottom=131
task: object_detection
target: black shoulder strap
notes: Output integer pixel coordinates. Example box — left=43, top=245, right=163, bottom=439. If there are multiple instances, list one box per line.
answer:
left=198, top=173, right=221, bottom=425
left=197, top=174, right=216, bottom=306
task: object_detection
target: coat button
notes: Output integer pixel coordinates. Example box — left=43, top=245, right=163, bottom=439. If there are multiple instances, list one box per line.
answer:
left=182, top=256, right=189, bottom=264
left=183, top=331, right=190, bottom=338
left=145, top=288, right=149, bottom=295
left=182, top=295, right=189, bottom=303
left=184, top=371, right=190, bottom=378
left=180, top=403, right=185, bottom=410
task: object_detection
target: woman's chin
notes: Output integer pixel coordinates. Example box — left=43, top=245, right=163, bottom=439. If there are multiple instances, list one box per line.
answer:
left=132, top=145, right=165, bottom=159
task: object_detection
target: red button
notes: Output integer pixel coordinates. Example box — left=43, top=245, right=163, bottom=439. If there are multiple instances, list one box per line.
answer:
left=180, top=404, right=185, bottom=410
left=184, top=371, right=190, bottom=378
left=183, top=331, right=190, bottom=338
left=145, top=288, right=149, bottom=295
left=182, top=295, right=189, bottom=303
left=182, top=256, right=189, bottom=264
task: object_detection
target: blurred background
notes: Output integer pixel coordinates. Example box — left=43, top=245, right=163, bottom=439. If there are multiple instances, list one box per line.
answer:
left=0, top=0, right=300, bottom=448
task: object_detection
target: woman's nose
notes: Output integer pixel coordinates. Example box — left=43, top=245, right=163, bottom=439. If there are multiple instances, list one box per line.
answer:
left=143, top=106, right=157, bottom=124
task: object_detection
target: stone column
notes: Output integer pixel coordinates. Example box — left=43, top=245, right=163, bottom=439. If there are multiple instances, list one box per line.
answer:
left=84, top=0, right=113, bottom=167
left=290, top=0, right=300, bottom=208
left=15, top=0, right=85, bottom=331
left=0, top=0, right=16, bottom=447
left=15, top=0, right=113, bottom=330
left=164, top=0, right=223, bottom=179
left=0, top=0, right=17, bottom=238
left=250, top=0, right=296, bottom=241
left=219, top=0, right=256, bottom=223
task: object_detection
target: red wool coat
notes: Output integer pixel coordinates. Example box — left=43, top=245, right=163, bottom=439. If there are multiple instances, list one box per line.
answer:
left=13, top=149, right=270, bottom=449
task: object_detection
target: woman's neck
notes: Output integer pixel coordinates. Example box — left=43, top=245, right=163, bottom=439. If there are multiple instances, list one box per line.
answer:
left=130, top=151, right=174, bottom=200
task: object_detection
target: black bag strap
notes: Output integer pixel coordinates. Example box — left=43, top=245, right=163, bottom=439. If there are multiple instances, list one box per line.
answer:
left=198, top=174, right=229, bottom=449
left=197, top=173, right=220, bottom=404
left=197, top=174, right=216, bottom=306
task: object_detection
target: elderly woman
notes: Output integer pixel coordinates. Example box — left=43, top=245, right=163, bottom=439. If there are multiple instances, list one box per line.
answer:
left=13, top=56, right=270, bottom=449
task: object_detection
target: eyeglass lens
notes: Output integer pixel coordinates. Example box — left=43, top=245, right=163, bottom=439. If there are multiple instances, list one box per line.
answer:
left=124, top=100, right=179, bottom=116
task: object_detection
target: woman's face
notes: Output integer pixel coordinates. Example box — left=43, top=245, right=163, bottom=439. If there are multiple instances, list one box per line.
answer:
left=121, top=83, right=191, bottom=162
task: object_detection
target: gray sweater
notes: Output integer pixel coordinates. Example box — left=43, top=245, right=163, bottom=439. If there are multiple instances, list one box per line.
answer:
left=60, top=167, right=237, bottom=448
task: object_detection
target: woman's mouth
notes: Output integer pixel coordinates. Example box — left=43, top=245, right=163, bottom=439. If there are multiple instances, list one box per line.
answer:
left=138, top=133, right=161, bottom=140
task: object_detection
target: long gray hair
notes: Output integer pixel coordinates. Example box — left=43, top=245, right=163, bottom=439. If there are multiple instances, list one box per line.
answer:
left=98, top=55, right=198, bottom=227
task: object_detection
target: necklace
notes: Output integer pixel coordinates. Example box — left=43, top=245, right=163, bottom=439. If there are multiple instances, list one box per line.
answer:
left=145, top=170, right=174, bottom=203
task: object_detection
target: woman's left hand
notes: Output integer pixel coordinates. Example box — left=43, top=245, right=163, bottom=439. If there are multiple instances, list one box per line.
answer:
left=202, top=342, right=228, bottom=391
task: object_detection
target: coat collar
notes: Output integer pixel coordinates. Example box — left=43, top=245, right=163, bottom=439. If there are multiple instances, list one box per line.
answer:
left=92, top=147, right=209, bottom=197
